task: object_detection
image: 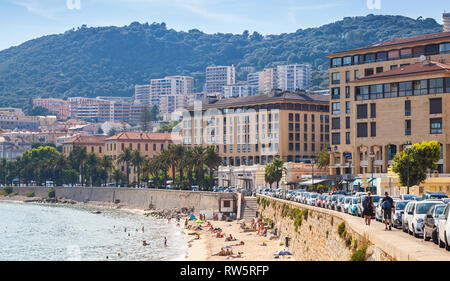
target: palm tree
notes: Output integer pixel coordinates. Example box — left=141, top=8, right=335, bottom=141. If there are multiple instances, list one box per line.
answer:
left=156, top=150, right=171, bottom=188
left=118, top=147, right=132, bottom=187
left=191, top=146, right=206, bottom=188
left=205, top=147, right=223, bottom=190
left=184, top=148, right=195, bottom=188
left=85, top=153, right=99, bottom=187
left=112, top=168, right=124, bottom=187
left=131, top=150, right=144, bottom=187
left=69, top=147, right=87, bottom=185
left=100, top=155, right=114, bottom=186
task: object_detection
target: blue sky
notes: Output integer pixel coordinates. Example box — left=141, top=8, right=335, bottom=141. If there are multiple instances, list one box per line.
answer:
left=0, top=0, right=448, bottom=51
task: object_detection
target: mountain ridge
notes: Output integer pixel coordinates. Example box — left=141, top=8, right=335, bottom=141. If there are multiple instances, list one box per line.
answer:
left=0, top=14, right=443, bottom=111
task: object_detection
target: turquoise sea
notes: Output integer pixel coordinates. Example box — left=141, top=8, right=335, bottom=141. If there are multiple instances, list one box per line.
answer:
left=0, top=201, right=188, bottom=261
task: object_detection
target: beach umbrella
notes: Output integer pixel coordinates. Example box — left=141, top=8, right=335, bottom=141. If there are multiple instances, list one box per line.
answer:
left=275, top=250, right=292, bottom=256
left=189, top=214, right=196, bottom=220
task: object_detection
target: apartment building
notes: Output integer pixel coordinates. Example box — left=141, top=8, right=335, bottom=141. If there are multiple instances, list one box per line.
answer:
left=68, top=97, right=145, bottom=125
left=134, top=85, right=151, bottom=105
left=181, top=90, right=330, bottom=166
left=277, top=64, right=312, bottom=92
left=327, top=31, right=450, bottom=176
left=62, top=135, right=106, bottom=157
left=223, top=83, right=258, bottom=99
left=33, top=98, right=70, bottom=119
left=104, top=132, right=175, bottom=182
left=205, top=65, right=236, bottom=94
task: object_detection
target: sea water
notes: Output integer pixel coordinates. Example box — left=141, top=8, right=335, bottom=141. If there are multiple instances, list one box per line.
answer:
left=0, top=201, right=188, bottom=261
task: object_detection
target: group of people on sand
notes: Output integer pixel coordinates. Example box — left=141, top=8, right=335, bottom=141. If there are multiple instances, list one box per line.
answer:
left=216, top=248, right=243, bottom=258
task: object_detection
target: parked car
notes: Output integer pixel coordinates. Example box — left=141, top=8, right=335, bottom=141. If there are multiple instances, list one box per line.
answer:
left=330, top=195, right=339, bottom=210
left=392, top=200, right=408, bottom=228
left=438, top=203, right=450, bottom=250
left=323, top=194, right=331, bottom=209
left=342, top=196, right=352, bottom=213
left=422, top=192, right=448, bottom=201
left=402, top=201, right=416, bottom=233
left=315, top=194, right=323, bottom=207
left=348, top=197, right=360, bottom=216
left=400, top=194, right=418, bottom=201
left=406, top=200, right=442, bottom=237
left=308, top=193, right=319, bottom=206
left=423, top=204, right=446, bottom=244
left=336, top=195, right=345, bottom=211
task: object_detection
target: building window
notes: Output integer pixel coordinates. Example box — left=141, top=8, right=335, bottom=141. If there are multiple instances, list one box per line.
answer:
left=332, top=133, right=340, bottom=145
left=331, top=58, right=342, bottom=67
left=405, top=100, right=411, bottom=116
left=289, top=123, right=293, bottom=131
left=332, top=72, right=340, bottom=84
left=429, top=78, right=444, bottom=94
left=430, top=98, right=442, bottom=114
left=346, top=117, right=350, bottom=129
left=376, top=67, right=383, bottom=73
left=346, top=102, right=350, bottom=114
left=354, top=70, right=359, bottom=80
left=357, top=104, right=368, bottom=119
left=390, top=65, right=398, bottom=70
left=430, top=118, right=443, bottom=134
left=405, top=120, right=411, bottom=136
left=364, top=68, right=374, bottom=77
left=370, top=103, right=376, bottom=118
left=440, top=42, right=450, bottom=54
left=332, top=102, right=340, bottom=115
left=370, top=122, right=376, bottom=137
left=343, top=56, right=352, bottom=66
left=289, top=143, right=294, bottom=151
left=332, top=118, right=340, bottom=130
left=357, top=123, right=368, bottom=138
left=345, top=86, right=350, bottom=98
left=289, top=113, right=293, bottom=121
left=346, top=132, right=351, bottom=144
left=295, top=114, right=300, bottom=121
left=370, top=84, right=383, bottom=99
left=295, top=143, right=300, bottom=151
left=345, top=71, right=350, bottom=83
left=399, top=81, right=413, bottom=96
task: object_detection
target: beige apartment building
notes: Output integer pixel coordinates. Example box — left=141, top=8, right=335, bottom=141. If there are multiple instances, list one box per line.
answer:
left=62, top=135, right=106, bottom=157
left=181, top=90, right=330, bottom=167
left=327, top=31, right=450, bottom=176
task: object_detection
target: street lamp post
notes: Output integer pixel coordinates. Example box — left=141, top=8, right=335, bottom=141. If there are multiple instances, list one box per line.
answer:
left=369, top=151, right=375, bottom=192
left=311, top=159, right=315, bottom=191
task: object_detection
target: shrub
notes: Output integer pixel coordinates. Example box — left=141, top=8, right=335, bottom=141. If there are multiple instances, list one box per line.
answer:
left=26, top=192, right=35, bottom=197
left=337, top=222, right=346, bottom=238
left=48, top=188, right=56, bottom=198
left=350, top=245, right=368, bottom=261
left=0, top=190, right=6, bottom=196
left=3, top=186, right=13, bottom=195
left=8, top=192, right=18, bottom=197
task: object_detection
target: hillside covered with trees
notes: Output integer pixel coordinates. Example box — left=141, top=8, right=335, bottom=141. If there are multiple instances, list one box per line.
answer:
left=0, top=14, right=442, bottom=110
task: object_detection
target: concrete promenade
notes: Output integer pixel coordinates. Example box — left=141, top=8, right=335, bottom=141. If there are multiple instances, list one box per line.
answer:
left=261, top=196, right=450, bottom=261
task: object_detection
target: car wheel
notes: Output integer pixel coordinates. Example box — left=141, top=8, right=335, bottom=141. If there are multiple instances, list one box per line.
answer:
left=432, top=230, right=438, bottom=245
left=439, top=237, right=445, bottom=248
left=403, top=223, right=407, bottom=233
left=412, top=225, right=418, bottom=238
left=423, top=229, right=430, bottom=241
left=445, top=233, right=450, bottom=251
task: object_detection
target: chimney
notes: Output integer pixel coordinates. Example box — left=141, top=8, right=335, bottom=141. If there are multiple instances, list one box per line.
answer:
left=444, top=13, right=450, bottom=32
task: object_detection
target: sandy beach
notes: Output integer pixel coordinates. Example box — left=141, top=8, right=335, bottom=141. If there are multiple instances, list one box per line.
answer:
left=183, top=218, right=292, bottom=261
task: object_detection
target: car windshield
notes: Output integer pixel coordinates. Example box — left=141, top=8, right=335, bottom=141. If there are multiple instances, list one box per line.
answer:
left=435, top=206, right=446, bottom=215
left=345, top=198, right=351, bottom=203
left=332, top=195, right=338, bottom=200
left=311, top=194, right=318, bottom=198
left=416, top=203, right=439, bottom=214
left=395, top=202, right=407, bottom=210
left=430, top=194, right=447, bottom=199
left=403, top=195, right=416, bottom=200
left=352, top=198, right=359, bottom=204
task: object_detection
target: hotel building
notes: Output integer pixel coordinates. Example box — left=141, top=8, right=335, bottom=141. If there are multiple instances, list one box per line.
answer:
left=327, top=31, right=450, bottom=176
left=33, top=98, right=70, bottom=119
left=181, top=90, right=330, bottom=167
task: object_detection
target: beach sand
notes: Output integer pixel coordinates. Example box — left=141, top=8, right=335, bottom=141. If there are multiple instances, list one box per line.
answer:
left=183, top=219, right=293, bottom=261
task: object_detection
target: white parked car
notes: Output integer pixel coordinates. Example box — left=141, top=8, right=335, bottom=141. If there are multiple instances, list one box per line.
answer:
left=402, top=201, right=415, bottom=233
left=307, top=193, right=319, bottom=206
left=342, top=196, right=352, bottom=213
left=438, top=203, right=450, bottom=250
left=406, top=200, right=442, bottom=238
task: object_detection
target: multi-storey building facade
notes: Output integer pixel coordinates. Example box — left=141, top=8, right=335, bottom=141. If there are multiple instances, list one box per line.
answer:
left=277, top=64, right=312, bottom=92
left=104, top=132, right=175, bottom=182
left=205, top=65, right=236, bottom=94
left=223, top=83, right=258, bottom=99
left=32, top=98, right=70, bottom=119
left=181, top=90, right=330, bottom=166
left=62, top=135, right=106, bottom=157
left=327, top=31, right=450, bottom=176
left=134, top=85, right=151, bottom=105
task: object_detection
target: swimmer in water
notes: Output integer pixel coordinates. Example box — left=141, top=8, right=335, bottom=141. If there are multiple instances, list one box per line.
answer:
left=164, top=237, right=167, bottom=247
left=142, top=226, right=144, bottom=233
left=143, top=240, right=148, bottom=246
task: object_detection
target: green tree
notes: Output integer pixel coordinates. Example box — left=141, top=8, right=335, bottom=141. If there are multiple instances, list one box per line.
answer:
left=392, top=141, right=441, bottom=188
left=131, top=150, right=144, bottom=187
left=317, top=143, right=330, bottom=169
left=205, top=146, right=223, bottom=190
left=118, top=147, right=133, bottom=187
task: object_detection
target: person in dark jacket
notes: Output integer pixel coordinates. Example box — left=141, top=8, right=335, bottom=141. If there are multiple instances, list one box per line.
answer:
left=363, top=192, right=375, bottom=226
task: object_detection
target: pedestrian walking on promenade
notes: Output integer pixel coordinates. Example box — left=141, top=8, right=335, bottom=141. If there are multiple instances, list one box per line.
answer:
left=381, top=192, right=395, bottom=230
left=363, top=192, right=374, bottom=226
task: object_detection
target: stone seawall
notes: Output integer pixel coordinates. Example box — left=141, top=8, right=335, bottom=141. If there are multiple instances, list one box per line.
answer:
left=11, top=186, right=235, bottom=213
left=257, top=195, right=394, bottom=261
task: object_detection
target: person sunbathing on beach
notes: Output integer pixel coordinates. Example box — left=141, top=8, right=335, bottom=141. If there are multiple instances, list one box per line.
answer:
left=240, top=240, right=245, bottom=245
left=143, top=240, right=149, bottom=246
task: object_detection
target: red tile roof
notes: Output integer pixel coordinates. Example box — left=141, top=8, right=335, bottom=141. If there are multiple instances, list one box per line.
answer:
left=329, top=31, right=450, bottom=57
left=352, top=61, right=450, bottom=82
left=63, top=135, right=106, bottom=145
left=105, top=132, right=176, bottom=141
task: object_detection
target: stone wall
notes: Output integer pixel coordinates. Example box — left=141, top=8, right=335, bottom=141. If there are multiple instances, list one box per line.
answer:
left=257, top=195, right=394, bottom=261
left=11, top=186, right=236, bottom=213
